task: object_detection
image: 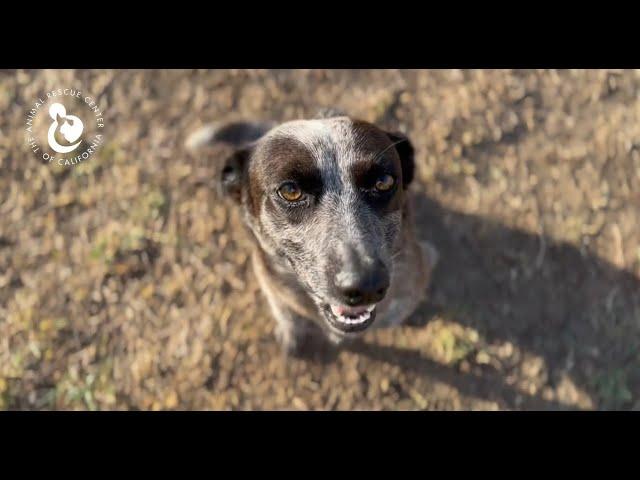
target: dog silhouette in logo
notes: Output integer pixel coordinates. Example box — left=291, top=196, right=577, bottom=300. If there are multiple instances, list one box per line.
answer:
left=47, top=103, right=83, bottom=153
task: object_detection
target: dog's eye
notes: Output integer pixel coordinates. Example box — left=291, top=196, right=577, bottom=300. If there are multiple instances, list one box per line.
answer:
left=374, top=174, right=395, bottom=192
left=277, top=182, right=303, bottom=202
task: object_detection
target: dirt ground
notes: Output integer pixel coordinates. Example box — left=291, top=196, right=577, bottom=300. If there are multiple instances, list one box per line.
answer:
left=1, top=69, right=639, bottom=410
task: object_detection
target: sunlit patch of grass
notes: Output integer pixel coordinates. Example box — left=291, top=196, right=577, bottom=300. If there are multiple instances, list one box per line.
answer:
left=88, top=221, right=161, bottom=280
left=131, top=188, right=167, bottom=223
left=37, top=318, right=69, bottom=344
left=6, top=290, right=39, bottom=346
left=97, top=141, right=127, bottom=165
left=89, top=224, right=146, bottom=266
left=120, top=226, right=146, bottom=252
left=0, top=377, right=7, bottom=409
left=55, top=359, right=116, bottom=411
left=0, top=83, right=10, bottom=110
left=427, top=317, right=480, bottom=365
left=9, top=353, right=24, bottom=377
left=58, top=371, right=99, bottom=411
left=90, top=238, right=112, bottom=264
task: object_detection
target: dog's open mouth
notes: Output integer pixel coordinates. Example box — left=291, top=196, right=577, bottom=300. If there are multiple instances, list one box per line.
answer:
left=323, top=304, right=377, bottom=333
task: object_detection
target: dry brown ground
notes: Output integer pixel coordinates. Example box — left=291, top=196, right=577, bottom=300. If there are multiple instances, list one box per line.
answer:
left=1, top=69, right=639, bottom=410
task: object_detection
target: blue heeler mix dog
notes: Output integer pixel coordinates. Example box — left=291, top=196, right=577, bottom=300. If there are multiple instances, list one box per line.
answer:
left=188, top=109, right=438, bottom=356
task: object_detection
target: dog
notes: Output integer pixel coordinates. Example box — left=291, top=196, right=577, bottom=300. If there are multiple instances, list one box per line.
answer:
left=188, top=110, right=438, bottom=355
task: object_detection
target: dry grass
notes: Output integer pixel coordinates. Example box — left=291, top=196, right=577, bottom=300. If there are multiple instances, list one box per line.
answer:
left=1, top=69, right=639, bottom=410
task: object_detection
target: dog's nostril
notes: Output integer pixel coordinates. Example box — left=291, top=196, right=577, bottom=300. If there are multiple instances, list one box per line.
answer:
left=343, top=289, right=364, bottom=305
left=337, top=282, right=388, bottom=306
left=334, top=258, right=390, bottom=306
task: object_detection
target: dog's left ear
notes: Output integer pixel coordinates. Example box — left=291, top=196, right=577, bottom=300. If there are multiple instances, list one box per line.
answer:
left=219, top=145, right=252, bottom=203
left=386, top=131, right=415, bottom=188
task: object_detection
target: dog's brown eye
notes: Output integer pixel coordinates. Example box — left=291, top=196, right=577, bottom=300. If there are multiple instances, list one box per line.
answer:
left=277, top=182, right=303, bottom=202
left=374, top=174, right=395, bottom=192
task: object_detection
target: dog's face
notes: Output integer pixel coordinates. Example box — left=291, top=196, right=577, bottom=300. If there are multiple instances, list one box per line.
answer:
left=221, top=116, right=415, bottom=338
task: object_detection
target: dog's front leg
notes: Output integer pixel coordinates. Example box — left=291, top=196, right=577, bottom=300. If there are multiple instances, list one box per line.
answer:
left=273, top=310, right=307, bottom=356
left=264, top=293, right=319, bottom=357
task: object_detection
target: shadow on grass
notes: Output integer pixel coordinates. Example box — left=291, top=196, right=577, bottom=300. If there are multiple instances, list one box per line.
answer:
left=347, top=194, right=640, bottom=410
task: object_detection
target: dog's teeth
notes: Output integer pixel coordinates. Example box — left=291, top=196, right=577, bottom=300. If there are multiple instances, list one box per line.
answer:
left=330, top=304, right=376, bottom=327
left=331, top=305, right=376, bottom=319
left=336, top=312, right=370, bottom=325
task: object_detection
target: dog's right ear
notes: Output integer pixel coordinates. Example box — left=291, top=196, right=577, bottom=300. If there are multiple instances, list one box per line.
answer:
left=219, top=145, right=252, bottom=203
left=386, top=131, right=415, bottom=188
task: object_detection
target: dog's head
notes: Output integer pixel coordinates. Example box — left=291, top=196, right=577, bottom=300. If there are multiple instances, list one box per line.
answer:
left=219, top=115, right=415, bottom=338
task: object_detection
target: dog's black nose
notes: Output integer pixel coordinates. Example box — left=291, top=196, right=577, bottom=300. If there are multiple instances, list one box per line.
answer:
left=334, top=261, right=390, bottom=306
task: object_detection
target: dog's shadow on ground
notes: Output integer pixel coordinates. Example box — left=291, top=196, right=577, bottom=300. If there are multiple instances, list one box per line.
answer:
left=346, top=194, right=640, bottom=410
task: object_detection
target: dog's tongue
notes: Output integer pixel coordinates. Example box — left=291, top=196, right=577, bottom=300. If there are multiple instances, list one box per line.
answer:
left=331, top=304, right=375, bottom=317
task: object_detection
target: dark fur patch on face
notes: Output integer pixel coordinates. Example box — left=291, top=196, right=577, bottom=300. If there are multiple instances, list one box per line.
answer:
left=248, top=136, right=322, bottom=219
left=347, top=120, right=405, bottom=213
left=241, top=118, right=415, bottom=220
